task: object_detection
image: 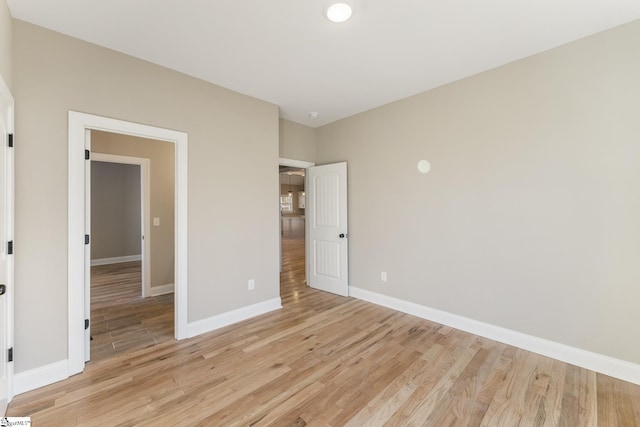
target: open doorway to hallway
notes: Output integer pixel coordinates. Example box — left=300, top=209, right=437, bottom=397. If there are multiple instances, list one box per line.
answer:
left=88, top=130, right=175, bottom=363
left=279, top=166, right=306, bottom=300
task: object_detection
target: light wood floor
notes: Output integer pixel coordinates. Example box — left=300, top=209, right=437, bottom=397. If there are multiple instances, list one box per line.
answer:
left=90, top=261, right=174, bottom=363
left=8, top=236, right=640, bottom=425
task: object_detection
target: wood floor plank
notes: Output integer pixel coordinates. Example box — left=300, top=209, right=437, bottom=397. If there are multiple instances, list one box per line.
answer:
left=381, top=336, right=475, bottom=426
left=421, top=346, right=492, bottom=426
left=559, top=363, right=597, bottom=427
left=7, top=235, right=640, bottom=425
left=89, top=261, right=174, bottom=363
left=344, top=343, right=444, bottom=426
left=403, top=343, right=480, bottom=425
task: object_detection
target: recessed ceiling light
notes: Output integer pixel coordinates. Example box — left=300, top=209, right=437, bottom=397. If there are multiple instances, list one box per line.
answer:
left=309, top=112, right=320, bottom=119
left=326, top=3, right=352, bottom=23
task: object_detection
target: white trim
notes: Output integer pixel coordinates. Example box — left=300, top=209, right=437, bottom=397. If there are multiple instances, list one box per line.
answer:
left=91, top=152, right=151, bottom=297
left=13, top=360, right=69, bottom=396
left=149, top=283, right=174, bottom=296
left=84, top=129, right=92, bottom=362
left=350, top=286, right=640, bottom=386
left=0, top=75, right=14, bottom=405
left=90, top=255, right=142, bottom=266
left=278, top=158, right=314, bottom=169
left=187, top=298, right=282, bottom=338
left=0, top=78, right=13, bottom=132
left=68, top=111, right=189, bottom=378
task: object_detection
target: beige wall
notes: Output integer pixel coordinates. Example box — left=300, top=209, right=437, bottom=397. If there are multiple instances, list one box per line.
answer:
left=0, top=0, right=11, bottom=88
left=13, top=20, right=280, bottom=372
left=91, top=161, right=141, bottom=260
left=316, top=20, right=640, bottom=364
left=279, top=118, right=316, bottom=162
left=93, top=131, right=176, bottom=288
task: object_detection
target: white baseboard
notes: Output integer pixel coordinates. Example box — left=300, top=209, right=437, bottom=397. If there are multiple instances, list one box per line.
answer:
left=150, top=283, right=174, bottom=296
left=187, top=298, right=282, bottom=338
left=14, top=360, right=70, bottom=395
left=91, top=255, right=141, bottom=266
left=349, top=286, right=640, bottom=386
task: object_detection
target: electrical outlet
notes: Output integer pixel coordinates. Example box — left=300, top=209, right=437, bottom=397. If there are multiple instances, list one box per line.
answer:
left=381, top=272, right=387, bottom=282
left=248, top=279, right=255, bottom=290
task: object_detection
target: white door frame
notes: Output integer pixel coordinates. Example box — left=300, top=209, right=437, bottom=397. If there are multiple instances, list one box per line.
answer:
left=91, top=153, right=152, bottom=297
left=84, top=129, right=92, bottom=362
left=0, top=76, right=14, bottom=410
left=278, top=158, right=314, bottom=274
left=68, top=111, right=188, bottom=375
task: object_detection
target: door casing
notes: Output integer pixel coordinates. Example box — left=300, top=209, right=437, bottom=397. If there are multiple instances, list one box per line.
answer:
left=0, top=75, right=14, bottom=414
left=68, top=111, right=188, bottom=375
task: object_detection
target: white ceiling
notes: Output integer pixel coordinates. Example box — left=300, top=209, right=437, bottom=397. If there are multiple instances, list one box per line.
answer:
left=8, top=1, right=640, bottom=127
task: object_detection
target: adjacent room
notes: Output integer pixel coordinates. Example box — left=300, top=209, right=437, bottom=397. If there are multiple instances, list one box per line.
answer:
left=89, top=130, right=176, bottom=362
left=279, top=166, right=306, bottom=281
left=1, top=0, right=640, bottom=424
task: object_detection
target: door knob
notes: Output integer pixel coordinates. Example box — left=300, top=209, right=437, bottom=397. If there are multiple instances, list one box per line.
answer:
left=0, top=284, right=5, bottom=295
left=339, top=233, right=346, bottom=238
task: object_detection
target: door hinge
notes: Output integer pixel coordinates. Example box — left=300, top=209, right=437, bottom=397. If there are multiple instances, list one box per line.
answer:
left=7, top=240, right=13, bottom=255
left=85, top=149, right=90, bottom=160
left=85, top=234, right=90, bottom=245
left=85, top=319, right=90, bottom=330
left=8, top=347, right=13, bottom=363
left=8, top=133, right=13, bottom=148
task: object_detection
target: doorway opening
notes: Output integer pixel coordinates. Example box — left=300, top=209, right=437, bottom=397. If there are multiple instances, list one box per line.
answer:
left=278, top=159, right=313, bottom=303
left=88, top=134, right=175, bottom=363
left=68, top=111, right=188, bottom=376
left=91, top=153, right=150, bottom=295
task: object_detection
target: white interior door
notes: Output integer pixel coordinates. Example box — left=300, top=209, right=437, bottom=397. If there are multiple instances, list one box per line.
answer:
left=306, top=162, right=348, bottom=296
left=84, top=130, right=92, bottom=362
left=0, top=77, right=14, bottom=414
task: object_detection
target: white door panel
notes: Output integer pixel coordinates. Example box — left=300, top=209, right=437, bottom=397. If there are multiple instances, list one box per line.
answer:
left=307, top=162, right=348, bottom=296
left=84, top=130, right=92, bottom=362
left=0, top=77, right=14, bottom=415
